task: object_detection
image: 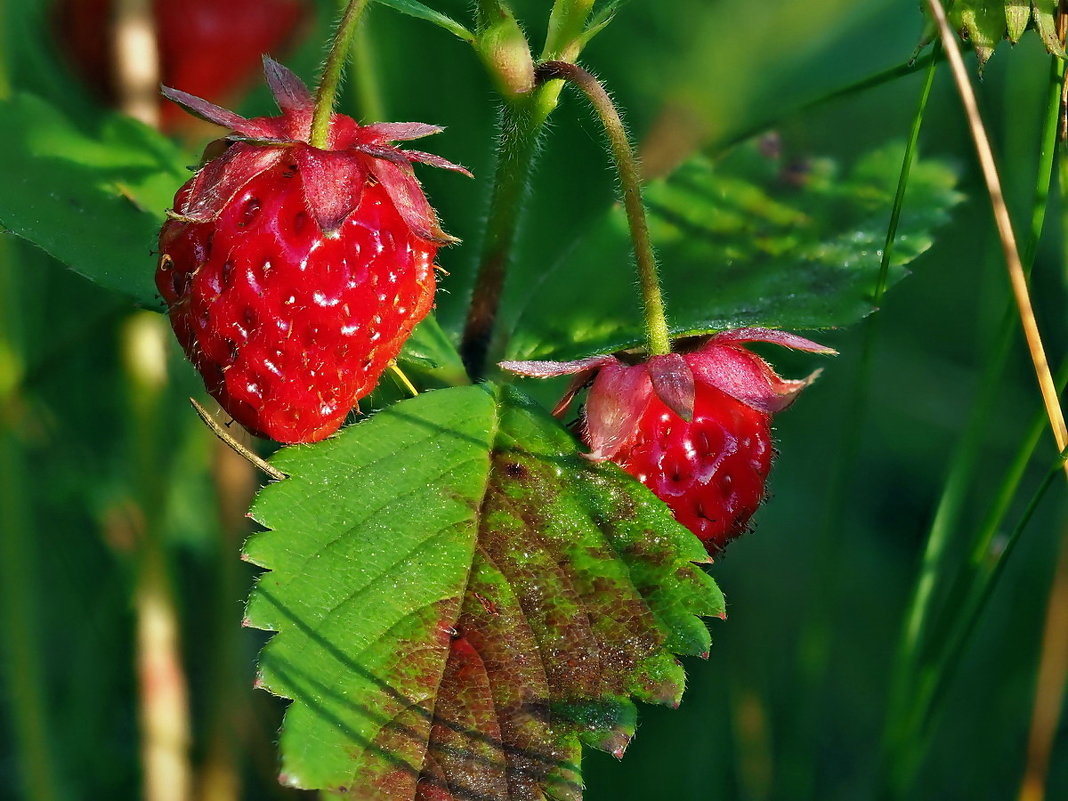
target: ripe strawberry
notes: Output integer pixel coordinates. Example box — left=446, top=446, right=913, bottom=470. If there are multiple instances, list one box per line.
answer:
left=156, top=57, right=470, bottom=443
left=502, top=329, right=834, bottom=553
left=55, top=0, right=308, bottom=131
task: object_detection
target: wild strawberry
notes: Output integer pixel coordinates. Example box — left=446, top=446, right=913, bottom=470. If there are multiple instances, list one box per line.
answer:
left=55, top=0, right=309, bottom=131
left=502, top=329, right=834, bottom=553
left=156, top=58, right=470, bottom=443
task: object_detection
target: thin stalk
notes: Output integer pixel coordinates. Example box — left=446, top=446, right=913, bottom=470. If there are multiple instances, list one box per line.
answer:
left=460, top=96, right=547, bottom=377
left=533, top=61, right=671, bottom=356
left=880, top=51, right=1066, bottom=795
left=922, top=384, right=1068, bottom=730
left=310, top=0, right=373, bottom=148
left=784, top=52, right=936, bottom=799
left=542, top=0, right=596, bottom=61
left=897, top=446, right=1063, bottom=798
left=873, top=46, right=940, bottom=302
left=713, top=48, right=944, bottom=156
left=926, top=0, right=1067, bottom=474
left=460, top=1, right=598, bottom=377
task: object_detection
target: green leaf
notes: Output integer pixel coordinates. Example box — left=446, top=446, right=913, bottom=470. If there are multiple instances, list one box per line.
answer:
left=505, top=141, right=961, bottom=362
left=396, top=316, right=470, bottom=388
left=0, top=93, right=189, bottom=309
left=244, top=384, right=721, bottom=797
left=374, top=0, right=476, bottom=42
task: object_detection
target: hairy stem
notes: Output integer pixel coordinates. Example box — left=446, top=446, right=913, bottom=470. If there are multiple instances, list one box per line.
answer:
left=460, top=97, right=545, bottom=377
left=311, top=0, right=372, bottom=148
left=534, top=61, right=671, bottom=356
left=460, top=1, right=598, bottom=378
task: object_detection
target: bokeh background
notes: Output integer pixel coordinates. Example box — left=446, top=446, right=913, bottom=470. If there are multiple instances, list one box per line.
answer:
left=0, top=1, right=1065, bottom=800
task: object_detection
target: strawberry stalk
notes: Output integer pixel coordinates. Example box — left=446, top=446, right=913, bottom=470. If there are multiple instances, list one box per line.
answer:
left=534, top=60, right=672, bottom=357
left=310, top=0, right=373, bottom=149
left=461, top=0, right=599, bottom=378
left=460, top=98, right=543, bottom=377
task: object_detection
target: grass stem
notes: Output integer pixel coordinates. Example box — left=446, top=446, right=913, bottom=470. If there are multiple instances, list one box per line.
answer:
left=925, top=0, right=1067, bottom=475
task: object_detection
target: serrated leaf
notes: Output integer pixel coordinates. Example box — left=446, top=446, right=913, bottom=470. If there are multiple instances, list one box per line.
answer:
left=505, top=141, right=961, bottom=362
left=0, top=93, right=188, bottom=309
left=374, top=0, right=476, bottom=42
left=244, top=384, right=720, bottom=798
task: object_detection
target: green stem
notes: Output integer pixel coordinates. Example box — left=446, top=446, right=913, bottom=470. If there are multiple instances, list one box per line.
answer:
left=878, top=52, right=1066, bottom=800
left=534, top=61, right=671, bottom=356
left=784, top=52, right=936, bottom=800
left=713, top=48, right=944, bottom=156
left=895, top=440, right=1067, bottom=797
left=310, top=0, right=373, bottom=148
left=542, top=0, right=595, bottom=60
left=460, top=2, right=598, bottom=378
left=874, top=44, right=939, bottom=303
left=460, top=96, right=546, bottom=377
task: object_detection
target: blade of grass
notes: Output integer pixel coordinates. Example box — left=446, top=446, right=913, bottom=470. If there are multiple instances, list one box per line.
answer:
left=780, top=50, right=939, bottom=800
left=879, top=52, right=1067, bottom=799
left=710, top=48, right=944, bottom=156
left=925, top=0, right=1067, bottom=472
left=898, top=444, right=1068, bottom=792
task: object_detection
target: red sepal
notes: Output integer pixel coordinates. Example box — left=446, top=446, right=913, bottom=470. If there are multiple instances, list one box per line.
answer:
left=162, top=58, right=469, bottom=241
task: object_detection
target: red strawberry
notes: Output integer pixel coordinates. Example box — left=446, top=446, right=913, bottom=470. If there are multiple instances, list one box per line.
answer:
left=55, top=0, right=308, bottom=131
left=502, top=329, right=834, bottom=553
left=156, top=58, right=470, bottom=443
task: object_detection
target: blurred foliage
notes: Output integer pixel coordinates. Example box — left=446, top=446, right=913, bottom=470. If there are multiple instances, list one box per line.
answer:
left=0, top=0, right=1066, bottom=801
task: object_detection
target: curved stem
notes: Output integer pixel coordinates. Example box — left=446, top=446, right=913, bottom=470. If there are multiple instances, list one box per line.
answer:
left=310, top=0, right=373, bottom=148
left=534, top=61, right=671, bottom=356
